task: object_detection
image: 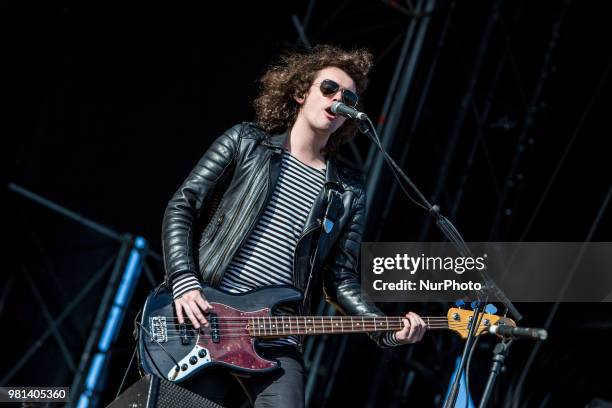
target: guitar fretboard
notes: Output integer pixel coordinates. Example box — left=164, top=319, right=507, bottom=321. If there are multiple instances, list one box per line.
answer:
left=246, top=316, right=446, bottom=337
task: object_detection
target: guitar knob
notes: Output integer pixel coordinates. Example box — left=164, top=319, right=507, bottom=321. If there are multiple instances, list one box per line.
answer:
left=198, top=349, right=207, bottom=358
left=452, top=313, right=460, bottom=321
left=181, top=364, right=188, bottom=371
left=189, top=356, right=198, bottom=365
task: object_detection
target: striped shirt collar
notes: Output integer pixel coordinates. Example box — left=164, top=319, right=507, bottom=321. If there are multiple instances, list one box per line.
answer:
left=263, top=128, right=342, bottom=190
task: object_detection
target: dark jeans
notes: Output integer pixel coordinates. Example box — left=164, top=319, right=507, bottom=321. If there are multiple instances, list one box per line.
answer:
left=181, top=346, right=305, bottom=408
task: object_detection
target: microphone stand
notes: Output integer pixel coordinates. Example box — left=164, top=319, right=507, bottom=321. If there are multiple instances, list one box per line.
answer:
left=357, top=118, right=522, bottom=408
left=478, top=338, right=513, bottom=408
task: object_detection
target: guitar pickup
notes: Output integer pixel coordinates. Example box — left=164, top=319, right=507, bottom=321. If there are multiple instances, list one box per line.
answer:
left=179, top=323, right=190, bottom=345
left=209, top=313, right=220, bottom=343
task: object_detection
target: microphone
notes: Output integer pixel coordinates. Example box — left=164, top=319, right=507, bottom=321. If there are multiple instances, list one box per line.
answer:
left=489, top=325, right=548, bottom=340
left=331, top=101, right=368, bottom=120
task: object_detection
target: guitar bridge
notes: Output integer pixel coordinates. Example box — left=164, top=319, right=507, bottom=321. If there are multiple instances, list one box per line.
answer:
left=150, top=316, right=168, bottom=343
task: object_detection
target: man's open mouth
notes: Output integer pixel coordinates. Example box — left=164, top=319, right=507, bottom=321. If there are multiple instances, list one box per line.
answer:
left=325, top=107, right=336, bottom=116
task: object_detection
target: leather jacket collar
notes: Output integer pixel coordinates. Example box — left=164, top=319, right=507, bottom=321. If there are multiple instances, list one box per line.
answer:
left=261, top=128, right=343, bottom=192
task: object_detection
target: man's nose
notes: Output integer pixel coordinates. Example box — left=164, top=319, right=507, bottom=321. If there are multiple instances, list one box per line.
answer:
left=331, top=90, right=343, bottom=101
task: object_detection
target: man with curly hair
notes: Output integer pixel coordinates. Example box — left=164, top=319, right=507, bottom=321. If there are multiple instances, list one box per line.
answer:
left=162, top=45, right=426, bottom=407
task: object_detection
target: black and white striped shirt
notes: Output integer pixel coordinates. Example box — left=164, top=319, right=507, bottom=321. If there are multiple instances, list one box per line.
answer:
left=172, top=150, right=400, bottom=347
left=220, top=151, right=324, bottom=346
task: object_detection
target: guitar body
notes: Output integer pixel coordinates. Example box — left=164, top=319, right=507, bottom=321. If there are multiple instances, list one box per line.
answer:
left=137, top=285, right=303, bottom=383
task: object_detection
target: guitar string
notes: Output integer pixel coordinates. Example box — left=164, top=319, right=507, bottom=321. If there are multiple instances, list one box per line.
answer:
left=159, top=327, right=464, bottom=335
left=148, top=324, right=475, bottom=338
left=159, top=329, right=468, bottom=336
left=156, top=318, right=454, bottom=324
left=157, top=330, right=462, bottom=338
left=154, top=330, right=481, bottom=340
left=158, top=329, right=467, bottom=337
left=159, top=316, right=454, bottom=320
left=160, top=322, right=457, bottom=329
left=160, top=322, right=469, bottom=329
left=161, top=318, right=464, bottom=322
left=158, top=320, right=453, bottom=325
left=154, top=319, right=465, bottom=329
left=157, top=329, right=466, bottom=340
left=153, top=324, right=479, bottom=338
left=160, top=321, right=469, bottom=328
left=146, top=318, right=482, bottom=336
left=156, top=322, right=467, bottom=330
left=159, top=321, right=475, bottom=328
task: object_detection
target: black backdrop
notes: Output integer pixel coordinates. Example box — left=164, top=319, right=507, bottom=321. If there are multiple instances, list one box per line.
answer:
left=4, top=0, right=611, bottom=406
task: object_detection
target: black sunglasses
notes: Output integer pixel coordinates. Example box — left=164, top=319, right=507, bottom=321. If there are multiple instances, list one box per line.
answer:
left=315, top=79, right=359, bottom=108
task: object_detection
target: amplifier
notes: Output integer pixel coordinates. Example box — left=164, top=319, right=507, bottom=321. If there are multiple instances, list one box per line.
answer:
left=107, top=375, right=224, bottom=408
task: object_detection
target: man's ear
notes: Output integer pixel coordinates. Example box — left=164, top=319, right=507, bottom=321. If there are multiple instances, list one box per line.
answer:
left=294, top=90, right=307, bottom=105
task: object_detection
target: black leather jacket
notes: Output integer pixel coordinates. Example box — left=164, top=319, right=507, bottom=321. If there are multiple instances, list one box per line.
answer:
left=162, top=122, right=389, bottom=347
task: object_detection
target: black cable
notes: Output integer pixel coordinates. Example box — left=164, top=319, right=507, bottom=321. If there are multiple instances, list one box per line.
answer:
left=115, top=345, right=137, bottom=399
left=464, top=334, right=481, bottom=408
left=135, top=321, right=181, bottom=375
left=361, top=117, right=431, bottom=212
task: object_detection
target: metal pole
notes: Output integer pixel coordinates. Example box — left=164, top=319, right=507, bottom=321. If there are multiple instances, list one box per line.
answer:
left=365, top=0, right=433, bottom=213
left=7, top=183, right=122, bottom=242
left=450, top=1, right=530, bottom=221
left=292, top=15, right=312, bottom=49
left=0, top=255, right=116, bottom=385
left=365, top=1, right=437, bottom=405
left=488, top=1, right=569, bottom=241
left=511, top=186, right=611, bottom=408
left=373, top=0, right=456, bottom=241
left=7, top=183, right=163, bottom=263
left=365, top=0, right=422, bottom=169
left=75, top=236, right=147, bottom=408
left=0, top=271, right=14, bottom=320
left=24, top=270, right=77, bottom=372
left=70, top=239, right=131, bottom=405
left=450, top=51, right=508, bottom=219
left=419, top=0, right=503, bottom=241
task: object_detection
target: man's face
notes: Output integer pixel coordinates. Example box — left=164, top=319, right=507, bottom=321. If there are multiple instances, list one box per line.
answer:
left=296, top=66, right=357, bottom=136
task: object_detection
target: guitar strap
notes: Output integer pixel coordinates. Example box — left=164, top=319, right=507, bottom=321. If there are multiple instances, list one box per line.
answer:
left=302, top=187, right=343, bottom=309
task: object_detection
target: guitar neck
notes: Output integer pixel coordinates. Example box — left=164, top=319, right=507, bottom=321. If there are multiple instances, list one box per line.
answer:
left=247, top=316, right=448, bottom=337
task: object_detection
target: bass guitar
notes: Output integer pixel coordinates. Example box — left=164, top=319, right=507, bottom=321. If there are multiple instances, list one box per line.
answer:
left=137, top=285, right=515, bottom=382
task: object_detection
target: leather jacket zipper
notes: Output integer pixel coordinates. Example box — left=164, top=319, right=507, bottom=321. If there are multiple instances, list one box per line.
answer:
left=236, top=158, right=273, bottom=254
left=200, top=213, right=225, bottom=247
left=210, top=157, right=272, bottom=286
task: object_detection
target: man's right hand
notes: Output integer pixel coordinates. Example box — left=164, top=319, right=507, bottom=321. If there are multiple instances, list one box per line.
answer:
left=174, top=289, right=213, bottom=329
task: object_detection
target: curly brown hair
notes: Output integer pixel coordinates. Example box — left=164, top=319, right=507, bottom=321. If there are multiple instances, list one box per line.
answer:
left=253, top=45, right=373, bottom=155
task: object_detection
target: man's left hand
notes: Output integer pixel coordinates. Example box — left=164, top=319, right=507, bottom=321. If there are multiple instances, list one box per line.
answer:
left=395, top=311, right=426, bottom=344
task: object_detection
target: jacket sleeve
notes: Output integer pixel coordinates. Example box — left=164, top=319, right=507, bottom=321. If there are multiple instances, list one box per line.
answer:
left=162, top=124, right=243, bottom=289
left=323, top=188, right=397, bottom=348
